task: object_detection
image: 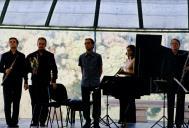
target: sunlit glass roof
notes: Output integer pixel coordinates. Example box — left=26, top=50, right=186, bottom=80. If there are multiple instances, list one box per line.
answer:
left=0, top=0, right=188, bottom=30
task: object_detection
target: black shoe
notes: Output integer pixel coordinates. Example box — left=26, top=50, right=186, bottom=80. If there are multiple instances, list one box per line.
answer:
left=8, top=124, right=19, bottom=128
left=30, top=123, right=38, bottom=126
left=118, top=120, right=124, bottom=124
left=94, top=124, right=100, bottom=128
left=176, top=124, right=181, bottom=128
left=167, top=124, right=174, bottom=128
left=40, top=123, right=47, bottom=127
left=120, top=122, right=128, bottom=128
left=83, top=122, right=91, bottom=128
left=93, top=120, right=100, bottom=128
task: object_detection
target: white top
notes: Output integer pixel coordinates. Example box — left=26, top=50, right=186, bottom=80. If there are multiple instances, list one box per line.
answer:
left=122, top=58, right=135, bottom=74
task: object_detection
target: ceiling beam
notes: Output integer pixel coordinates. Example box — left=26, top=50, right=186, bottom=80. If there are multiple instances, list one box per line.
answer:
left=137, top=0, right=144, bottom=28
left=0, top=0, right=10, bottom=24
left=0, top=25, right=188, bottom=33
left=93, top=0, right=101, bottom=29
left=188, top=0, right=189, bottom=29
left=45, top=0, right=57, bottom=26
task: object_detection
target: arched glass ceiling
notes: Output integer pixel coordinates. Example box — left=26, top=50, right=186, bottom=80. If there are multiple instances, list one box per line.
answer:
left=0, top=0, right=188, bottom=29
left=3, top=0, right=52, bottom=25
left=50, top=0, right=96, bottom=27
left=0, top=1, right=5, bottom=15
left=98, top=0, right=139, bottom=28
left=142, top=0, right=188, bottom=29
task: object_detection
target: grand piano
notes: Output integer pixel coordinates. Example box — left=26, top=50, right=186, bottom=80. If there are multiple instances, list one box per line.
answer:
left=100, top=34, right=188, bottom=99
left=100, top=75, right=149, bottom=99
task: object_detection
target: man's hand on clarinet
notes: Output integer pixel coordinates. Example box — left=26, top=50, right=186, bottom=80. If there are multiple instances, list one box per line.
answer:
left=184, top=66, right=189, bottom=71
left=5, top=68, right=12, bottom=76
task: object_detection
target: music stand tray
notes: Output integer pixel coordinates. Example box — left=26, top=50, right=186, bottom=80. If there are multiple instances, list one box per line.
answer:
left=151, top=79, right=169, bottom=128
left=99, top=76, right=119, bottom=128
left=99, top=95, right=119, bottom=128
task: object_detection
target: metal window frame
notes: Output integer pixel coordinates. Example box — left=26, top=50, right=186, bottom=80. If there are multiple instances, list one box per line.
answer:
left=0, top=0, right=10, bottom=24
left=45, top=0, right=57, bottom=26
left=0, top=0, right=189, bottom=30
left=137, top=0, right=143, bottom=29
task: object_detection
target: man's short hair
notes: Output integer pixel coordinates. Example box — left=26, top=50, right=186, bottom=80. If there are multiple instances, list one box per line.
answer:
left=85, top=38, right=95, bottom=45
left=9, top=37, right=19, bottom=45
left=171, top=38, right=180, bottom=46
left=38, top=37, right=47, bottom=44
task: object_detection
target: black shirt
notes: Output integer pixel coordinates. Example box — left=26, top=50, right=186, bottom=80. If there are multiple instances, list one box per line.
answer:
left=26, top=50, right=58, bottom=84
left=161, top=49, right=186, bottom=81
left=78, top=52, right=102, bottom=88
left=0, top=50, right=26, bottom=85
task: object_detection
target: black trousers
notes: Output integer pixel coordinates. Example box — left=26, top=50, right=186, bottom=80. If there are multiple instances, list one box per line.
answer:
left=29, top=84, right=49, bottom=125
left=119, top=97, right=136, bottom=123
left=3, top=84, right=22, bottom=126
left=81, top=87, right=101, bottom=123
left=167, top=83, right=185, bottom=128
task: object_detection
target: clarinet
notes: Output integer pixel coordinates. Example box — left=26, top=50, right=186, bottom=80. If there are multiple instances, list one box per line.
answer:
left=2, top=55, right=18, bottom=85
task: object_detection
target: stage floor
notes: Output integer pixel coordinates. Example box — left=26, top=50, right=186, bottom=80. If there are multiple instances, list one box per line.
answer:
left=0, top=118, right=175, bottom=128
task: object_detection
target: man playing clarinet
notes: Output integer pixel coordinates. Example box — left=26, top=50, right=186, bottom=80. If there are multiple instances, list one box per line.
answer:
left=0, top=37, right=27, bottom=127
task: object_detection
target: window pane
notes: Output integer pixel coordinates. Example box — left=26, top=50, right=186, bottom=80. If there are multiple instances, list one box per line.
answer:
left=142, top=0, right=188, bottom=28
left=98, top=0, right=139, bottom=28
left=0, top=29, right=93, bottom=118
left=3, top=0, right=52, bottom=25
left=0, top=29, right=189, bottom=122
left=50, top=0, right=96, bottom=27
left=0, top=0, right=5, bottom=15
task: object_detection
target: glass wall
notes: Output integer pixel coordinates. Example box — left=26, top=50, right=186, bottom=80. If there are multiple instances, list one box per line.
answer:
left=0, top=29, right=188, bottom=121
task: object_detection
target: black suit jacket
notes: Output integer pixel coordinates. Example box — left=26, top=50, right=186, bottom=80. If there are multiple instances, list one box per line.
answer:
left=0, top=50, right=26, bottom=86
left=161, top=49, right=186, bottom=81
left=26, top=50, right=58, bottom=84
left=161, top=49, right=187, bottom=92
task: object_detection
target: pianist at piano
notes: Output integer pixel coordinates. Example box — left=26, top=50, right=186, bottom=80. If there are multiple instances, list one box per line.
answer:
left=101, top=35, right=189, bottom=128
left=116, top=44, right=136, bottom=124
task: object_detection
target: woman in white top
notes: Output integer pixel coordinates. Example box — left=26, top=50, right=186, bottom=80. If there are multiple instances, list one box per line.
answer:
left=117, top=45, right=136, bottom=124
left=117, top=45, right=135, bottom=76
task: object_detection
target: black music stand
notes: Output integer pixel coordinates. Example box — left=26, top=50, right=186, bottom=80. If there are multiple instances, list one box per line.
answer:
left=150, top=79, right=170, bottom=128
left=99, top=95, right=119, bottom=128
left=99, top=76, right=119, bottom=128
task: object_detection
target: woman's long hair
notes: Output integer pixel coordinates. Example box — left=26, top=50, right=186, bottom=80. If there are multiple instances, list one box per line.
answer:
left=127, top=44, right=136, bottom=59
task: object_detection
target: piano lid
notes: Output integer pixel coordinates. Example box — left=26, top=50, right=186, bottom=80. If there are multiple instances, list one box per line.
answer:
left=135, top=34, right=162, bottom=78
